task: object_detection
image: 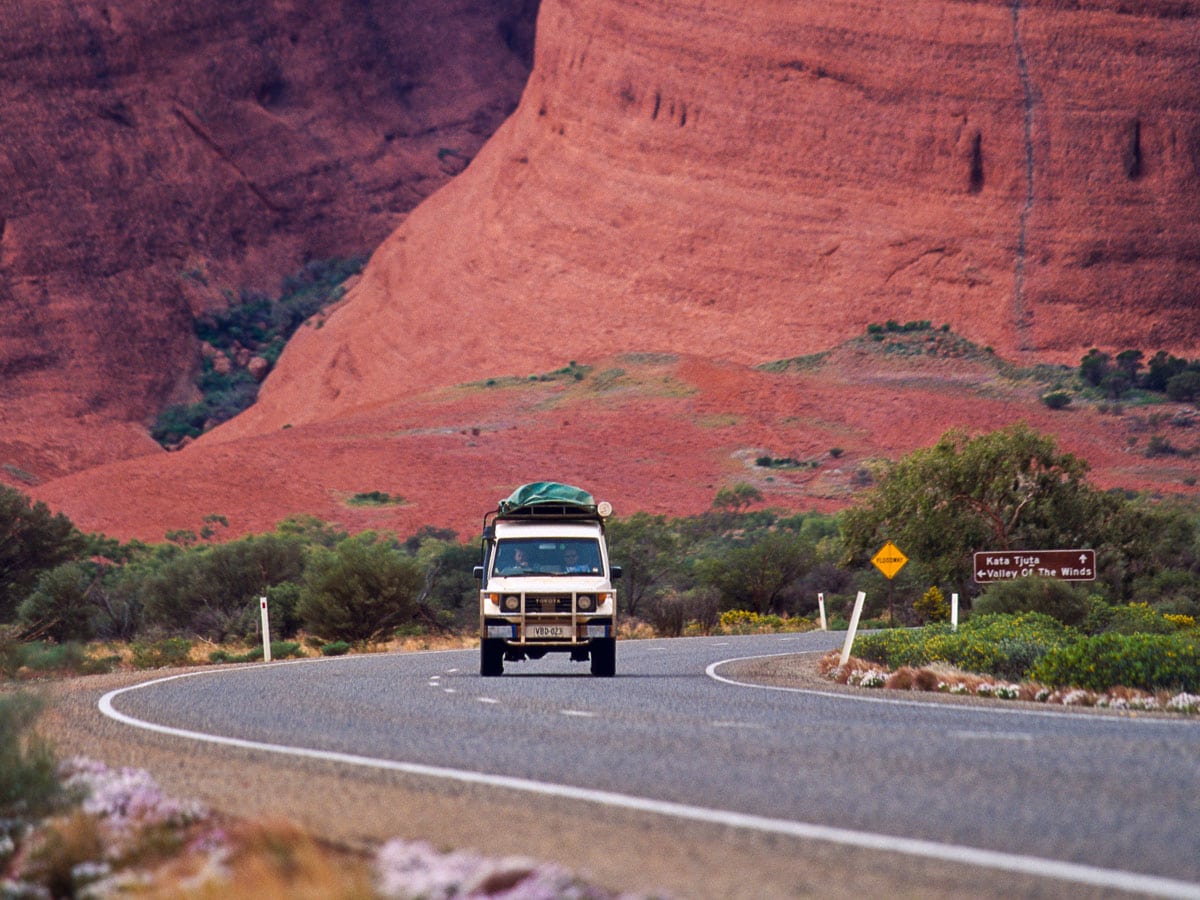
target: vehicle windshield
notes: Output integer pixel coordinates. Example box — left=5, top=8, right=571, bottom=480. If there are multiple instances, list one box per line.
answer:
left=492, top=538, right=603, bottom=576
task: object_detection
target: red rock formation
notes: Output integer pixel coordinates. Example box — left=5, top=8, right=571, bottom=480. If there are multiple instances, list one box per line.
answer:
left=0, top=0, right=536, bottom=479
left=232, top=0, right=1200, bottom=437
left=13, top=0, right=1200, bottom=540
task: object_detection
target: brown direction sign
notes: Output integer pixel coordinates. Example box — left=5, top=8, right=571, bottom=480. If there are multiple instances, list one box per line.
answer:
left=973, top=549, right=1096, bottom=583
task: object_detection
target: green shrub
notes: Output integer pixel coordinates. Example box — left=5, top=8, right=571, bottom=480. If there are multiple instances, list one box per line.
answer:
left=209, top=647, right=255, bottom=664
left=719, top=609, right=789, bottom=633
left=854, top=612, right=1075, bottom=680
left=347, top=491, right=401, bottom=507
left=1145, top=435, right=1182, bottom=458
left=17, top=641, right=88, bottom=673
left=754, top=456, right=801, bottom=469
left=270, top=640, right=303, bottom=659
left=1103, top=602, right=1178, bottom=636
left=1128, top=569, right=1200, bottom=618
left=0, top=693, right=61, bottom=818
left=913, top=586, right=950, bottom=623
left=298, top=534, right=424, bottom=642
left=264, top=582, right=304, bottom=639
left=1166, top=370, right=1200, bottom=402
left=972, top=576, right=1091, bottom=627
left=1040, top=390, right=1072, bottom=410
left=150, top=401, right=210, bottom=445
left=130, top=638, right=193, bottom=669
left=0, top=636, right=113, bottom=679
left=154, top=258, right=364, bottom=447
left=1031, top=632, right=1200, bottom=692
left=0, top=486, right=83, bottom=624
left=18, top=563, right=98, bottom=643
left=209, top=640, right=303, bottom=664
left=320, top=641, right=351, bottom=656
left=141, top=533, right=307, bottom=641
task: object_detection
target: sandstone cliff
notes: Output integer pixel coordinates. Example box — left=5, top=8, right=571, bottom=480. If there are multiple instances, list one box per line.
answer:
left=0, top=0, right=536, bottom=480
left=231, top=0, right=1200, bottom=436
left=13, top=0, right=1200, bottom=539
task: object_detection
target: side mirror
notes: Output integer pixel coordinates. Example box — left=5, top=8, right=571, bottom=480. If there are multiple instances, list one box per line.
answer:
left=473, top=566, right=484, bottom=580
left=610, top=565, right=622, bottom=581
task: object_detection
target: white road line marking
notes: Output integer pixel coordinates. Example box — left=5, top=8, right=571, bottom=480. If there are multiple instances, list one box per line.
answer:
left=952, top=731, right=1034, bottom=742
left=477, top=697, right=500, bottom=704
left=706, top=652, right=1200, bottom=725
left=560, top=709, right=596, bottom=718
left=442, top=688, right=456, bottom=694
left=97, top=663, right=1200, bottom=900
left=711, top=721, right=766, bottom=731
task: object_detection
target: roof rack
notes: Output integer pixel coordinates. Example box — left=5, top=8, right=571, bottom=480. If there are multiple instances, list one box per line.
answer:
left=497, top=502, right=599, bottom=520
left=483, top=481, right=608, bottom=533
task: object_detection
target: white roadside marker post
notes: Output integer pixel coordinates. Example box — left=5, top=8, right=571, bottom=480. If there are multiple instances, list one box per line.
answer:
left=260, top=596, right=272, bottom=662
left=838, top=591, right=867, bottom=668
left=951, top=593, right=959, bottom=631
left=818, top=592, right=827, bottom=631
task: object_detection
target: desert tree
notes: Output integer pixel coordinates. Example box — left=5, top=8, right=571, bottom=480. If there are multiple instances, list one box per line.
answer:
left=840, top=424, right=1124, bottom=597
left=0, top=487, right=83, bottom=624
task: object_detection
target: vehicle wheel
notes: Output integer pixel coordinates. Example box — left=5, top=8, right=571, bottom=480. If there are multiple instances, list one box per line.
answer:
left=590, top=638, right=616, bottom=677
left=480, top=638, right=505, bottom=676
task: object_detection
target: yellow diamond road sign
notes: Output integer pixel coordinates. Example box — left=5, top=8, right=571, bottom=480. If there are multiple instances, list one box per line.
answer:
left=872, top=541, right=909, bottom=580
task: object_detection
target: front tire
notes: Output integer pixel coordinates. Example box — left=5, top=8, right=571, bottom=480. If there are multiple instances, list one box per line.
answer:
left=480, top=638, right=505, bottom=676
left=590, top=638, right=616, bottom=677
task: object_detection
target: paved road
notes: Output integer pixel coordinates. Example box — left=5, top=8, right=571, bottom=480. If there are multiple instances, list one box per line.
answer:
left=103, top=632, right=1200, bottom=897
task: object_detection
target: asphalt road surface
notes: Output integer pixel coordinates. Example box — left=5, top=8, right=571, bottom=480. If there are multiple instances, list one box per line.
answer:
left=100, top=632, right=1200, bottom=898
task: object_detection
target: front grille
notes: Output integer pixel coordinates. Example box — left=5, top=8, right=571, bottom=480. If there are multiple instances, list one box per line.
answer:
left=526, top=596, right=572, bottom=614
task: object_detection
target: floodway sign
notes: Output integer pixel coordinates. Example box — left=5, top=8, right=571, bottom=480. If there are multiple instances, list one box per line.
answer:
left=973, top=549, right=1096, bottom=583
left=872, top=541, right=909, bottom=580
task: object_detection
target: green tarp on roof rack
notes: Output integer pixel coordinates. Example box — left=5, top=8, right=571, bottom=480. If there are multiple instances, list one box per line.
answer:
left=498, top=481, right=596, bottom=515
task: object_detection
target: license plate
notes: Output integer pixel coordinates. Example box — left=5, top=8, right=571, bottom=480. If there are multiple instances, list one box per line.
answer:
left=527, top=624, right=572, bottom=639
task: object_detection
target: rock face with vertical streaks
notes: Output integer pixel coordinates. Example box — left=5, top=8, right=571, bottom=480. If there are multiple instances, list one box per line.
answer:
left=237, top=0, right=1200, bottom=435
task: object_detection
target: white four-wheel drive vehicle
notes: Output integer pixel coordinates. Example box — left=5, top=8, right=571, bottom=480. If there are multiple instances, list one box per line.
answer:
left=475, top=482, right=621, bottom=676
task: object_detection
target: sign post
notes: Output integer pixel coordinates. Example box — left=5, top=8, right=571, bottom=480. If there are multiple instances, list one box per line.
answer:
left=839, top=591, right=868, bottom=668
left=972, top=549, right=1096, bottom=584
left=260, top=596, right=272, bottom=663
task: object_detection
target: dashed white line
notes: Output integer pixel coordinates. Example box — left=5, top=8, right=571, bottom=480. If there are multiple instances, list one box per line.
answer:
left=477, top=697, right=500, bottom=705
left=952, top=731, right=1033, bottom=742
left=560, top=709, right=596, bottom=718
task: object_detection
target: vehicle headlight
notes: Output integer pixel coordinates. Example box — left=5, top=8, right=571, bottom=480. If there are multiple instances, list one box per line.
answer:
left=576, top=594, right=596, bottom=612
left=501, top=595, right=521, bottom=613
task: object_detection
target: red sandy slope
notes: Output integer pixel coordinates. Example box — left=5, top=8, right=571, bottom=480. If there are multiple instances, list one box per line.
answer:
left=33, top=346, right=1199, bottom=542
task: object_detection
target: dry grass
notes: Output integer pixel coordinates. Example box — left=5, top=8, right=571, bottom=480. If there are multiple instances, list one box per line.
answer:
left=149, top=819, right=376, bottom=900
